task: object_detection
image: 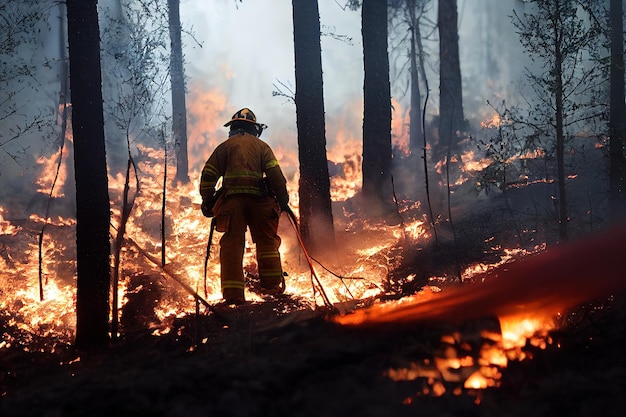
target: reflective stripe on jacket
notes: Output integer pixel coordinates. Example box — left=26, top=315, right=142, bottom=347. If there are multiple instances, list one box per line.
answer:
left=199, top=131, right=288, bottom=201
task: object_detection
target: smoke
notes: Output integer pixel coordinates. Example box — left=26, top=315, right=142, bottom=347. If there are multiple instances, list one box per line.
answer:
left=0, top=0, right=588, bottom=226
left=0, top=0, right=532, bottom=200
left=0, top=2, right=65, bottom=215
left=457, top=0, right=528, bottom=122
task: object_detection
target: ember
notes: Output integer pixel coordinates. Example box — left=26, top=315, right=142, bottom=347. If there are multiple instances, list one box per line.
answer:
left=332, top=223, right=626, bottom=394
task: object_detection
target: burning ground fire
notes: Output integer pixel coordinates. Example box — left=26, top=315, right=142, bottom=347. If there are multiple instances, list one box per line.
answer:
left=333, top=222, right=626, bottom=397
left=2, top=115, right=625, bottom=398
left=1, top=143, right=425, bottom=342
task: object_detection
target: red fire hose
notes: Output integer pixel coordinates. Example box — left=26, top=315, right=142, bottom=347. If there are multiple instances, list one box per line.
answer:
left=284, top=207, right=335, bottom=310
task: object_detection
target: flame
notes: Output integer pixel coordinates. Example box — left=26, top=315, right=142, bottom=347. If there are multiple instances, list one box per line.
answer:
left=329, top=152, right=362, bottom=201
left=383, top=307, right=557, bottom=394
left=333, top=224, right=626, bottom=395
left=391, top=98, right=410, bottom=156
left=459, top=150, right=491, bottom=173
left=13, top=280, right=76, bottom=331
left=433, top=151, right=486, bottom=187
left=3, top=85, right=623, bottom=402
left=29, top=213, right=77, bottom=227
left=35, top=149, right=68, bottom=198
left=519, top=148, right=546, bottom=159
left=481, top=113, right=502, bottom=129
left=1, top=207, right=19, bottom=235
left=461, top=245, right=544, bottom=282
left=185, top=79, right=230, bottom=170
left=499, top=313, right=554, bottom=352
left=403, top=217, right=429, bottom=241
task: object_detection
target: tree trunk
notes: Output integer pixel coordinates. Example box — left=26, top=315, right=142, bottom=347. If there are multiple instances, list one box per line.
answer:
left=168, top=0, right=189, bottom=184
left=361, top=0, right=393, bottom=214
left=553, top=3, right=568, bottom=241
left=609, top=0, right=626, bottom=223
left=407, top=0, right=424, bottom=153
left=66, top=0, right=112, bottom=350
left=438, top=0, right=464, bottom=155
left=292, top=0, right=335, bottom=255
left=57, top=3, right=75, bottom=201
left=414, top=1, right=438, bottom=244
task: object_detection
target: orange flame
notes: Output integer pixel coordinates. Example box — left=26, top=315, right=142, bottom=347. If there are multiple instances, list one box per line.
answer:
left=35, top=149, right=68, bottom=198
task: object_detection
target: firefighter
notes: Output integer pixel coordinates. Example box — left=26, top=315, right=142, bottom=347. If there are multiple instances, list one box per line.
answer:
left=199, top=108, right=290, bottom=304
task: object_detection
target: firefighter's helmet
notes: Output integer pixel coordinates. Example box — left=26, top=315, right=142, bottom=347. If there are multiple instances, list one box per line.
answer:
left=224, top=108, right=257, bottom=127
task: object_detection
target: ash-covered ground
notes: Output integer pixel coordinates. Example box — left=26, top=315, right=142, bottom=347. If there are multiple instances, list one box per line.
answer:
left=2, top=287, right=625, bottom=417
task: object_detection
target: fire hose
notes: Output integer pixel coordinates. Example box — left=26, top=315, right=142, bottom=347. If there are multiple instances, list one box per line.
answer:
left=283, top=206, right=335, bottom=310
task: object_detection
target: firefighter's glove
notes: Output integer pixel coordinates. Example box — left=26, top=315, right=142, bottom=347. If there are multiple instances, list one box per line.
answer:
left=201, top=198, right=216, bottom=218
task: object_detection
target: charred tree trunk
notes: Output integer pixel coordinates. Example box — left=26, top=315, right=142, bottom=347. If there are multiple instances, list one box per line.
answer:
left=168, top=0, right=189, bottom=185
left=609, top=0, right=626, bottom=223
left=111, top=156, right=136, bottom=341
left=512, top=1, right=600, bottom=240
left=437, top=0, right=464, bottom=156
left=57, top=3, right=75, bottom=201
left=39, top=2, right=73, bottom=302
left=554, top=21, right=568, bottom=241
left=66, top=0, right=111, bottom=350
left=292, top=0, right=335, bottom=255
left=407, top=0, right=424, bottom=153
left=412, top=4, right=438, bottom=242
left=438, top=0, right=464, bottom=242
left=361, top=0, right=393, bottom=215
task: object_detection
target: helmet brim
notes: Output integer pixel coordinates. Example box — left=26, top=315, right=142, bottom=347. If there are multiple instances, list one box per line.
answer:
left=224, top=119, right=261, bottom=128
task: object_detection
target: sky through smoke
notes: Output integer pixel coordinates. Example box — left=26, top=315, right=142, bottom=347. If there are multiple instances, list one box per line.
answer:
left=0, top=0, right=528, bottom=201
left=178, top=0, right=526, bottom=155
left=179, top=0, right=364, bottom=157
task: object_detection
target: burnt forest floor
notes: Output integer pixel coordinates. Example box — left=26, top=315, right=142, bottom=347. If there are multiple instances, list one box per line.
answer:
left=1, top=289, right=625, bottom=417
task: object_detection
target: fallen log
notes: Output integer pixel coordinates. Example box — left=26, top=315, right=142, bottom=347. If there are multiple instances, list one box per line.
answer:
left=125, top=237, right=226, bottom=321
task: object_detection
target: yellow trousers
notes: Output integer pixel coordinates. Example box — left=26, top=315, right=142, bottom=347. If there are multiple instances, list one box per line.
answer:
left=213, top=194, right=283, bottom=300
